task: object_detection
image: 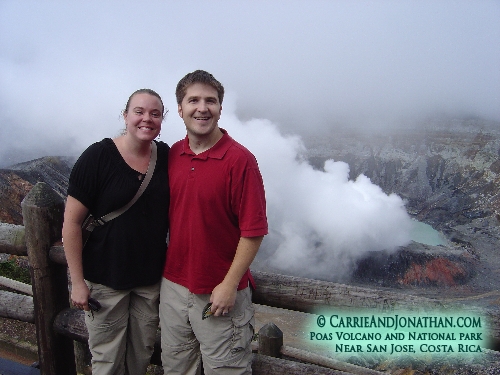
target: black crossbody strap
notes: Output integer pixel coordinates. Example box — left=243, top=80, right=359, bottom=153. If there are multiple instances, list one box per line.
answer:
left=90, top=141, right=157, bottom=228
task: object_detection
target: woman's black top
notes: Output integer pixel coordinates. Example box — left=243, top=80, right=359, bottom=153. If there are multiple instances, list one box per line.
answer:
left=67, top=138, right=169, bottom=289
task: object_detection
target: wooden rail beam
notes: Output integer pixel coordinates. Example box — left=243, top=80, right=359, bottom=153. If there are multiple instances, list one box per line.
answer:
left=0, top=223, right=27, bottom=255
left=252, top=270, right=443, bottom=314
left=252, top=353, right=349, bottom=374
left=0, top=290, right=34, bottom=323
left=281, top=346, right=385, bottom=375
left=0, top=276, right=32, bottom=295
left=53, top=308, right=88, bottom=343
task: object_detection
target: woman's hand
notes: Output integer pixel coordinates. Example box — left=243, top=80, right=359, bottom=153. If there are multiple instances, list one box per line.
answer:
left=71, top=280, right=90, bottom=311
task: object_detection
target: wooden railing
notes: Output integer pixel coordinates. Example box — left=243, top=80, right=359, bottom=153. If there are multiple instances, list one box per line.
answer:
left=1, top=182, right=499, bottom=374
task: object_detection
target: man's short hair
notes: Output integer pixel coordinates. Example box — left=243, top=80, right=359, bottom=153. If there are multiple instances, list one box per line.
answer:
left=175, top=70, right=225, bottom=105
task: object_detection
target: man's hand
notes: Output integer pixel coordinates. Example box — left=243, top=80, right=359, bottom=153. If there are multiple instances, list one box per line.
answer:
left=209, top=236, right=264, bottom=317
left=210, top=281, right=237, bottom=317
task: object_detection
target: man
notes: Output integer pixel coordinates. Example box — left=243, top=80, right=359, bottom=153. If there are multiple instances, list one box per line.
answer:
left=160, top=70, right=268, bottom=375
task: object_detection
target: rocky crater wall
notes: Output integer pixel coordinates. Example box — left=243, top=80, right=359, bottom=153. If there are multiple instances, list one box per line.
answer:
left=304, top=118, right=500, bottom=293
left=305, top=119, right=500, bottom=231
left=0, top=156, right=74, bottom=224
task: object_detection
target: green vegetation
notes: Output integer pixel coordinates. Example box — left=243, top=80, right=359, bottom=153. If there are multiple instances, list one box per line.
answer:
left=0, top=257, right=31, bottom=284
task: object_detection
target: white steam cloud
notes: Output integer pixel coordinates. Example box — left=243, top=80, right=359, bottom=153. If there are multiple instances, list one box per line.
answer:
left=220, top=108, right=412, bottom=281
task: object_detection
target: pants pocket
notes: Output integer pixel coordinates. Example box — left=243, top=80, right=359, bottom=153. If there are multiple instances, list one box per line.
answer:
left=229, top=303, right=255, bottom=357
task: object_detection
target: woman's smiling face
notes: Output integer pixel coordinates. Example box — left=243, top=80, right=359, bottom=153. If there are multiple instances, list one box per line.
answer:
left=124, top=93, right=164, bottom=142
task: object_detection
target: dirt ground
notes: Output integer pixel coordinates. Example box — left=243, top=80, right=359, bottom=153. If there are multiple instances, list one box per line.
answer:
left=0, top=317, right=38, bottom=366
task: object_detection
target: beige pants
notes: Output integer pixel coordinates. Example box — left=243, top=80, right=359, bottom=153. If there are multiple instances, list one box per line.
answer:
left=85, top=281, right=161, bottom=375
left=160, top=278, right=255, bottom=375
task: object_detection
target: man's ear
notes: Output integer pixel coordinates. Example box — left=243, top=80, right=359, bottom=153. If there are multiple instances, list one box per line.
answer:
left=178, top=104, right=183, bottom=118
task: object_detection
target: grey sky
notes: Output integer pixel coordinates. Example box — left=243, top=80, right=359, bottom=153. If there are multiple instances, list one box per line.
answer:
left=0, top=0, right=498, bottom=165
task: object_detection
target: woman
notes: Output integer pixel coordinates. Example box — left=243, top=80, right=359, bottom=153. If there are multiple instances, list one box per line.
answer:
left=62, top=89, right=169, bottom=375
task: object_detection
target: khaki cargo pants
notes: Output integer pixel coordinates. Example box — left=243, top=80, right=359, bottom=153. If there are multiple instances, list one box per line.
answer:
left=160, top=278, right=254, bottom=375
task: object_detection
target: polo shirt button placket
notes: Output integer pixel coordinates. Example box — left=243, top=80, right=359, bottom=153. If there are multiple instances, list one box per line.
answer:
left=188, top=162, right=195, bottom=180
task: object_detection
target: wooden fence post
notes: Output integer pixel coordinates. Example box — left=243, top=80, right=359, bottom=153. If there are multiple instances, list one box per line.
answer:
left=258, top=322, right=283, bottom=358
left=21, top=182, right=76, bottom=375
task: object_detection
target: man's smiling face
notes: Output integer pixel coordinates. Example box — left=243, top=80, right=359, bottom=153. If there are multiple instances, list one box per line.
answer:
left=178, top=82, right=222, bottom=139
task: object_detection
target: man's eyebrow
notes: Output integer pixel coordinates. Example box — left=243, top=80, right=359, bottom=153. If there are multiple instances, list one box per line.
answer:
left=186, top=95, right=218, bottom=101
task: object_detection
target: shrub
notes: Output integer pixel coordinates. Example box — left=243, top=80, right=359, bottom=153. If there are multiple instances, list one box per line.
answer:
left=0, top=257, right=31, bottom=285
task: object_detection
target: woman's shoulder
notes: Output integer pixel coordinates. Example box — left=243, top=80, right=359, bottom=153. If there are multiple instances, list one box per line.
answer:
left=75, top=138, right=117, bottom=165
left=154, top=139, right=170, bottom=151
left=83, top=138, right=114, bottom=152
left=154, top=139, right=168, bottom=147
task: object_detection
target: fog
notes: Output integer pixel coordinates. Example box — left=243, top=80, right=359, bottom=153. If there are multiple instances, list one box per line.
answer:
left=1, top=1, right=498, bottom=279
left=1, top=1, right=498, bottom=165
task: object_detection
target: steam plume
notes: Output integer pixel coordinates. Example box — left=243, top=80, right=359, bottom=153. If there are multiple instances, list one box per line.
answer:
left=221, top=110, right=412, bottom=281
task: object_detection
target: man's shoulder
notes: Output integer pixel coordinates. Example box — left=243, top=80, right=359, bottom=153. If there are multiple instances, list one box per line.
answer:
left=172, top=137, right=185, bottom=147
left=169, top=139, right=184, bottom=154
left=225, top=137, right=258, bottom=164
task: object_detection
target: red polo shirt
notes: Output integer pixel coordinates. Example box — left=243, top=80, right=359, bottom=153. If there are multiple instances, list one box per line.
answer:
left=163, top=130, right=268, bottom=294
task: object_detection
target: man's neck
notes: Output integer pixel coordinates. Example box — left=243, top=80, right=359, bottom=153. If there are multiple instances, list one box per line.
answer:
left=188, top=128, right=223, bottom=155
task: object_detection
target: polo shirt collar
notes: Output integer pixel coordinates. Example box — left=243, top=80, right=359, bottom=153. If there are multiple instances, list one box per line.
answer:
left=181, top=128, right=231, bottom=160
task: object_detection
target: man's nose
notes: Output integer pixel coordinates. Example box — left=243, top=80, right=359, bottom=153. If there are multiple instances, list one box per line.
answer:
left=197, top=100, right=208, bottom=112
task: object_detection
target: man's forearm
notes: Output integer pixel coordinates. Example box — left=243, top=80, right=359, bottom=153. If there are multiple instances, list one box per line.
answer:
left=210, top=236, right=264, bottom=315
left=222, top=236, right=263, bottom=288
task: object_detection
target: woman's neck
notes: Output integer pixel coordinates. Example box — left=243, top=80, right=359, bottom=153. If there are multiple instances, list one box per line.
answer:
left=113, top=135, right=152, bottom=173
